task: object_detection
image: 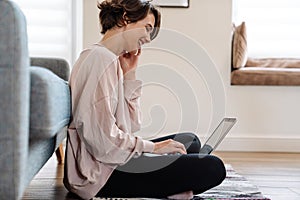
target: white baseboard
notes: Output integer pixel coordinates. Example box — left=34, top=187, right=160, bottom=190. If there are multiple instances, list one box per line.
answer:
left=200, top=137, right=300, bottom=153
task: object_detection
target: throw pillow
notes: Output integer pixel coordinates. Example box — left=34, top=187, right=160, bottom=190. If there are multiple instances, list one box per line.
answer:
left=232, top=22, right=247, bottom=69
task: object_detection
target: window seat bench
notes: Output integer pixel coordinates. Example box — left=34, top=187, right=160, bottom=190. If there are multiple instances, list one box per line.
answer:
left=231, top=58, right=300, bottom=86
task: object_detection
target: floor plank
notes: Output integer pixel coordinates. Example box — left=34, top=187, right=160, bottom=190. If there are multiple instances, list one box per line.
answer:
left=22, top=152, right=300, bottom=200
left=215, top=152, right=300, bottom=200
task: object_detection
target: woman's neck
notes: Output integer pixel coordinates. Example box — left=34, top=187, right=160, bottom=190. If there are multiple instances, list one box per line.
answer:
left=100, top=28, right=125, bottom=56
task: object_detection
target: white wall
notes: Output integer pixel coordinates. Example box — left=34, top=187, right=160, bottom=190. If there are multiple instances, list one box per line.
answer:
left=82, top=0, right=300, bottom=152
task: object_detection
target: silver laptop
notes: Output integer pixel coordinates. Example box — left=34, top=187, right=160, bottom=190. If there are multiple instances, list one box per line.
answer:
left=199, top=117, right=237, bottom=154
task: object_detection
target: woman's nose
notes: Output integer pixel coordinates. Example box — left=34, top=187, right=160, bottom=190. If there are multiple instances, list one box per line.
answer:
left=145, top=34, right=151, bottom=43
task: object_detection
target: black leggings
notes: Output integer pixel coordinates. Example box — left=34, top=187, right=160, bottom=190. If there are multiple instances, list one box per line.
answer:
left=97, top=133, right=226, bottom=199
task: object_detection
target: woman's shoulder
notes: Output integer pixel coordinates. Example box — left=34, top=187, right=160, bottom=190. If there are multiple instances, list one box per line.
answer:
left=84, top=44, right=121, bottom=76
left=91, top=43, right=117, bottom=61
left=77, top=43, right=117, bottom=65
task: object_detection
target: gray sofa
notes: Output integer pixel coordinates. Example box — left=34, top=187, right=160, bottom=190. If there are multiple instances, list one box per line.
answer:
left=0, top=0, right=71, bottom=199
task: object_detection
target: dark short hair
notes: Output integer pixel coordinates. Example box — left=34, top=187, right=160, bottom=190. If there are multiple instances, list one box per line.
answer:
left=97, top=0, right=161, bottom=40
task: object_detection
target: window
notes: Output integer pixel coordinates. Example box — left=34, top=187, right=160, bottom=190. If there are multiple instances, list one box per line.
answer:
left=12, top=0, right=82, bottom=65
left=233, top=0, right=300, bottom=58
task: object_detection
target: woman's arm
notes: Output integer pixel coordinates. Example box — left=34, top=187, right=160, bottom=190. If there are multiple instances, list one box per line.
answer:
left=119, top=50, right=187, bottom=155
left=119, top=49, right=142, bottom=132
left=78, top=90, right=154, bottom=166
left=73, top=51, right=154, bottom=166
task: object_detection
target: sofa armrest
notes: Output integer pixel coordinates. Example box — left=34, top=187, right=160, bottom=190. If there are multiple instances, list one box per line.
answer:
left=30, top=67, right=71, bottom=139
left=30, top=57, right=70, bottom=81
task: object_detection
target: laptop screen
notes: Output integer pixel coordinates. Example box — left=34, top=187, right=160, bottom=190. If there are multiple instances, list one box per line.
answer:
left=200, top=118, right=237, bottom=154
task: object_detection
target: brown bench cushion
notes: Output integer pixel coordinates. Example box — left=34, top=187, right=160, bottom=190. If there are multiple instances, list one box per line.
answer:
left=246, top=58, right=300, bottom=68
left=231, top=67, right=300, bottom=85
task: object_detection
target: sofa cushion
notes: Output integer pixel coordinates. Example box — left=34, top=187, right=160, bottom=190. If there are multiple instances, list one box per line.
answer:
left=30, top=66, right=71, bottom=139
left=232, top=22, right=248, bottom=69
left=231, top=67, right=300, bottom=85
left=246, top=58, right=300, bottom=68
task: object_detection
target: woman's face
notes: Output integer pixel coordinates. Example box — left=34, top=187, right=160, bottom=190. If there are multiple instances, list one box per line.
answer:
left=122, top=13, right=155, bottom=52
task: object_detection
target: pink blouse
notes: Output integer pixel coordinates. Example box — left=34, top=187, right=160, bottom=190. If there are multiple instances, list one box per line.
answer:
left=63, top=44, right=155, bottom=199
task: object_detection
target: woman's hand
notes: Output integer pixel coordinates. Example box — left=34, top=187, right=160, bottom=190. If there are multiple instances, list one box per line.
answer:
left=153, top=139, right=187, bottom=155
left=119, top=49, right=141, bottom=80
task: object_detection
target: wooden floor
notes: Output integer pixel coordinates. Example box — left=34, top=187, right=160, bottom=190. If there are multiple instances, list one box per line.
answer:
left=22, top=152, right=300, bottom=200
left=214, top=152, right=300, bottom=200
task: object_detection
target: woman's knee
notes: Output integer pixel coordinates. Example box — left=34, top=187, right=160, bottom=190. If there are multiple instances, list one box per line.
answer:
left=174, top=132, right=201, bottom=153
left=189, top=155, right=226, bottom=194
left=206, top=155, right=226, bottom=185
